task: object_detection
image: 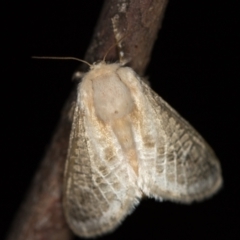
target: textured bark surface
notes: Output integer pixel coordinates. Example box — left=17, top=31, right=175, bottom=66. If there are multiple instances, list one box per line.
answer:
left=6, top=0, right=168, bottom=239
left=83, top=0, right=168, bottom=75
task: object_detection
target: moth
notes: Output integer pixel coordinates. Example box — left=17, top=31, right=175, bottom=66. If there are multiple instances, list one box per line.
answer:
left=63, top=60, right=222, bottom=238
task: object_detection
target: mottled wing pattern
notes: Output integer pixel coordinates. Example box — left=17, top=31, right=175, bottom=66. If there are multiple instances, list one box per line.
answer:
left=63, top=63, right=222, bottom=238
left=63, top=94, right=141, bottom=238
left=138, top=80, right=222, bottom=203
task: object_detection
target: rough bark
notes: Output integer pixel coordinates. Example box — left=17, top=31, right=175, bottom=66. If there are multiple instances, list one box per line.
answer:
left=6, top=0, right=168, bottom=239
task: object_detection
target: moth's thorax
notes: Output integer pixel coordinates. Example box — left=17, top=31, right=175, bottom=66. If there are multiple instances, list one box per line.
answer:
left=84, top=62, right=135, bottom=123
left=80, top=62, right=139, bottom=175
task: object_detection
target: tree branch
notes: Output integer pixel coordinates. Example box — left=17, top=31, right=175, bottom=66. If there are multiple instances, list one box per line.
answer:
left=6, top=0, right=168, bottom=239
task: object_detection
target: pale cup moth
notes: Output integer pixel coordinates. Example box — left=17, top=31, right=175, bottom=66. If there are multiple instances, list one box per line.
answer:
left=63, top=58, right=222, bottom=238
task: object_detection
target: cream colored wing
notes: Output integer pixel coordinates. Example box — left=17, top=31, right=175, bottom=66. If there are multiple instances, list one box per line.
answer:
left=137, top=80, right=222, bottom=203
left=63, top=101, right=141, bottom=238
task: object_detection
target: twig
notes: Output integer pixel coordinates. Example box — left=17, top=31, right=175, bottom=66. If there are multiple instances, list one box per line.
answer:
left=6, top=0, right=168, bottom=239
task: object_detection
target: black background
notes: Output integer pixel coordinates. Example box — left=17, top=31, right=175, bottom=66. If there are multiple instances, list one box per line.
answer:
left=1, top=1, right=239, bottom=239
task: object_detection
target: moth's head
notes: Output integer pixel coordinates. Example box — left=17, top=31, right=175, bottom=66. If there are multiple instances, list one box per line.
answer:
left=84, top=61, right=121, bottom=81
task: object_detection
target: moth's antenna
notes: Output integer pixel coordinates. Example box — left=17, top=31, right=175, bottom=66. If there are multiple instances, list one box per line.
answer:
left=32, top=56, right=92, bottom=68
left=103, top=34, right=129, bottom=62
